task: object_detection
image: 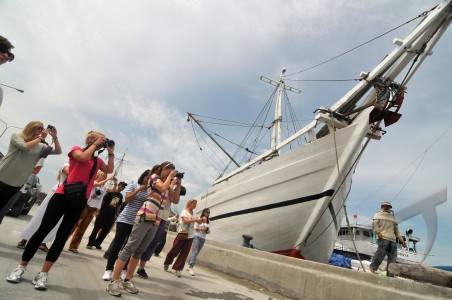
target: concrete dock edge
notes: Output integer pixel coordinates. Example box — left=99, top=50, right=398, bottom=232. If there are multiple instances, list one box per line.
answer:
left=164, top=233, right=452, bottom=300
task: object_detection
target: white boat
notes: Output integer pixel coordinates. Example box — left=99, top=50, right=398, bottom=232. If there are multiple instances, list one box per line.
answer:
left=192, top=1, right=452, bottom=263
left=334, top=224, right=425, bottom=265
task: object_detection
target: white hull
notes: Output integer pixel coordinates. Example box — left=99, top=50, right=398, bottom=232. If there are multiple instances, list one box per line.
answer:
left=197, top=110, right=371, bottom=263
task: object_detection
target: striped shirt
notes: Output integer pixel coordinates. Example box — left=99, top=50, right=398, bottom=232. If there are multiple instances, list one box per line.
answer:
left=116, top=182, right=148, bottom=225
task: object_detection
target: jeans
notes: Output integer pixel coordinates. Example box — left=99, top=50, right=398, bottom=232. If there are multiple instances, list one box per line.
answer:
left=188, top=235, right=205, bottom=268
left=370, top=239, right=397, bottom=273
left=140, top=219, right=167, bottom=261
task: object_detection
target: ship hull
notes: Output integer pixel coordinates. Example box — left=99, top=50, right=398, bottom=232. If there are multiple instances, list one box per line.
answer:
left=197, top=110, right=372, bottom=263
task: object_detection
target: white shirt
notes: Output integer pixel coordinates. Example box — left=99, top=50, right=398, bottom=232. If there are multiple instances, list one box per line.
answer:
left=87, top=186, right=107, bottom=209
left=194, top=222, right=210, bottom=239
left=178, top=209, right=195, bottom=237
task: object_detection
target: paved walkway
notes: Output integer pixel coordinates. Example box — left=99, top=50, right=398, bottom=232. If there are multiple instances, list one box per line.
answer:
left=0, top=209, right=275, bottom=300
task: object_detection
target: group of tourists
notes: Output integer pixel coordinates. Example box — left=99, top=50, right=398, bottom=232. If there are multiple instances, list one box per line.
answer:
left=0, top=119, right=210, bottom=296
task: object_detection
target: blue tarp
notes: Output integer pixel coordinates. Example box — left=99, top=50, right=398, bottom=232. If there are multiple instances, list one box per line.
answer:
left=329, top=253, right=352, bottom=269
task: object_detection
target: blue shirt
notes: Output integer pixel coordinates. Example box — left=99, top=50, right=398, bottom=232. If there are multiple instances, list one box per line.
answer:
left=116, top=182, right=148, bottom=225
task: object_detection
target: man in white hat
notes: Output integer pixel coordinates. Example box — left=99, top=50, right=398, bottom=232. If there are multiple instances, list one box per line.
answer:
left=369, top=201, right=406, bottom=275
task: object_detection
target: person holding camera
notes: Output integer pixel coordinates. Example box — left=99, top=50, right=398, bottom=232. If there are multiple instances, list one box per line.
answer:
left=0, top=121, right=61, bottom=214
left=188, top=208, right=210, bottom=276
left=136, top=161, right=182, bottom=279
left=0, top=35, right=14, bottom=66
left=6, top=130, right=114, bottom=290
left=102, top=169, right=153, bottom=282
left=106, top=162, right=179, bottom=296
left=87, top=180, right=127, bottom=250
left=164, top=199, right=201, bottom=278
left=68, top=170, right=111, bottom=253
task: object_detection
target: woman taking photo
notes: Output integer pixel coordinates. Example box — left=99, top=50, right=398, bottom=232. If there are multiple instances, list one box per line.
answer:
left=0, top=121, right=61, bottom=213
left=6, top=130, right=114, bottom=291
left=164, top=199, right=201, bottom=278
left=106, top=162, right=179, bottom=296
left=102, top=168, right=154, bottom=281
left=188, top=208, right=210, bottom=276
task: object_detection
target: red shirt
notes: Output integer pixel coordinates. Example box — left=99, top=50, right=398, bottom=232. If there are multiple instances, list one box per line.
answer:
left=55, top=146, right=105, bottom=199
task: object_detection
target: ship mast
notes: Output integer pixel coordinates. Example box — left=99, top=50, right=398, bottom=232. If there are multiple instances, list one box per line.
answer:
left=261, top=68, right=301, bottom=153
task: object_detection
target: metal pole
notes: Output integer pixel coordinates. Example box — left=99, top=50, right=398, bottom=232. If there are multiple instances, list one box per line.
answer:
left=188, top=113, right=240, bottom=168
left=271, top=69, right=286, bottom=151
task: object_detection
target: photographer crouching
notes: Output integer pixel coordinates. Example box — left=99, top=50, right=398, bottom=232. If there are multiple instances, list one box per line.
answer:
left=6, top=130, right=115, bottom=291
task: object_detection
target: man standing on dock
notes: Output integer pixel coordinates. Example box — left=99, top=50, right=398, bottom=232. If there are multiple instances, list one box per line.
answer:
left=369, top=201, right=406, bottom=276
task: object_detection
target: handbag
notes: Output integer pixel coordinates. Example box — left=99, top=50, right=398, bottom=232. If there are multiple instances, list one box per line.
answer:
left=137, top=197, right=163, bottom=223
left=63, top=156, right=98, bottom=199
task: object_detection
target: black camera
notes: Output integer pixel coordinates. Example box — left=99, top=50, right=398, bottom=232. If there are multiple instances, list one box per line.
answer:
left=94, top=188, right=102, bottom=196
left=47, top=125, right=56, bottom=131
left=180, top=185, right=187, bottom=196
left=102, top=138, right=115, bottom=148
left=175, top=171, right=184, bottom=179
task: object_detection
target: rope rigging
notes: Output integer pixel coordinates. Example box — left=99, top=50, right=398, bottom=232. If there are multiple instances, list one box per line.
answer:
left=283, top=7, right=435, bottom=78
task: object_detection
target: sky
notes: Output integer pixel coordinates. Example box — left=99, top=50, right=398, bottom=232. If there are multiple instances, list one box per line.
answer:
left=0, top=0, right=451, bottom=265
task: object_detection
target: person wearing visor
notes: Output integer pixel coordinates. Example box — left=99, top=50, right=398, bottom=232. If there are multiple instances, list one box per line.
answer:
left=0, top=35, right=14, bottom=65
left=369, top=201, right=406, bottom=275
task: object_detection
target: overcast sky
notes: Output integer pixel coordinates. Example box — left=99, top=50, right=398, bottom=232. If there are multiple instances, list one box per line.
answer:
left=0, top=0, right=451, bottom=266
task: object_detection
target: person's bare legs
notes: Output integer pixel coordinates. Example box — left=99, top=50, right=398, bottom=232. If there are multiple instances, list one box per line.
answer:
left=112, top=259, right=127, bottom=281
left=138, top=259, right=146, bottom=270
left=41, top=261, right=54, bottom=273
left=126, top=257, right=139, bottom=280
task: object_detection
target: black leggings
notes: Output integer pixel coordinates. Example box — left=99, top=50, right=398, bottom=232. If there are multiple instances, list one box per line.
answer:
left=88, top=209, right=116, bottom=247
left=22, top=193, right=86, bottom=263
left=0, top=181, right=21, bottom=213
left=106, top=222, right=133, bottom=271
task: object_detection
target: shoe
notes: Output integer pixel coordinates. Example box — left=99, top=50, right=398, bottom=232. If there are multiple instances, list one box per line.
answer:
left=16, top=240, right=27, bottom=249
left=154, top=254, right=160, bottom=257
left=122, top=279, right=139, bottom=294
left=106, top=280, right=122, bottom=297
left=86, top=245, right=93, bottom=250
left=39, top=243, right=49, bottom=252
left=163, top=264, right=169, bottom=272
left=188, top=267, right=195, bottom=276
left=120, top=270, right=127, bottom=281
left=6, top=265, right=26, bottom=283
left=102, top=270, right=112, bottom=281
left=136, top=268, right=148, bottom=279
left=175, top=271, right=182, bottom=278
left=32, top=272, right=48, bottom=290
left=95, top=245, right=102, bottom=250
left=68, top=248, right=79, bottom=254
left=103, top=252, right=109, bottom=259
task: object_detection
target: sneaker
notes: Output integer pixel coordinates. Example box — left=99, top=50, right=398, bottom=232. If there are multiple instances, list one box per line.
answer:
left=163, top=264, right=169, bottom=272
left=32, top=272, right=48, bottom=290
left=136, top=268, right=148, bottom=279
left=95, top=245, right=102, bottom=250
left=68, top=248, right=79, bottom=254
left=102, top=270, right=112, bottom=281
left=86, top=245, right=93, bottom=250
left=39, top=243, right=49, bottom=252
left=122, top=279, right=139, bottom=294
left=106, top=280, right=122, bottom=297
left=120, top=270, right=127, bottom=281
left=6, top=265, right=26, bottom=283
left=103, top=252, right=109, bottom=259
left=154, top=253, right=160, bottom=257
left=188, top=267, right=195, bottom=276
left=16, top=240, right=27, bottom=249
left=175, top=271, right=182, bottom=278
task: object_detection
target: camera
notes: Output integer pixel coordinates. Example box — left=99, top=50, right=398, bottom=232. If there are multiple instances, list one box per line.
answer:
left=94, top=188, right=102, bottom=196
left=102, top=138, right=115, bottom=148
left=180, top=185, right=187, bottom=196
left=47, top=124, right=56, bottom=131
left=175, top=171, right=184, bottom=179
